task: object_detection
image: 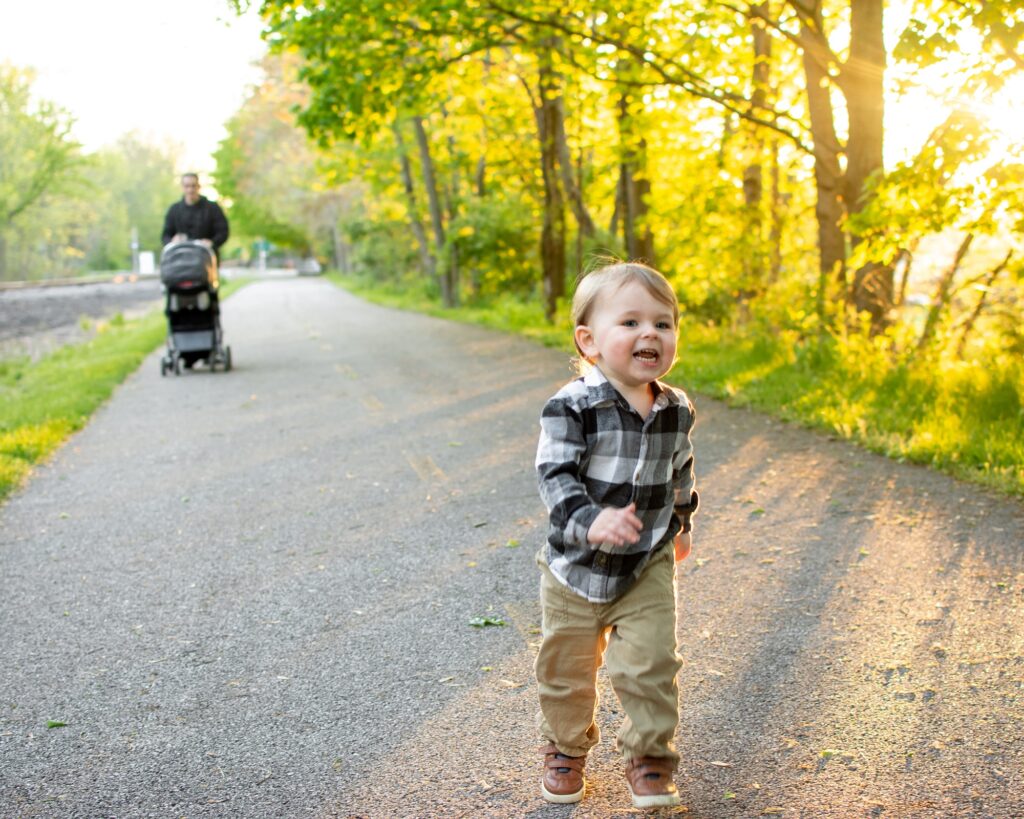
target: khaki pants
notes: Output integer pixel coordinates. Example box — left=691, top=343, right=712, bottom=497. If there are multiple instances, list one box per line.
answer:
left=535, top=546, right=682, bottom=764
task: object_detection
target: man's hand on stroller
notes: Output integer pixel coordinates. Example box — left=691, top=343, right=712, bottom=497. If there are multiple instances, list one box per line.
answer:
left=197, top=239, right=214, bottom=249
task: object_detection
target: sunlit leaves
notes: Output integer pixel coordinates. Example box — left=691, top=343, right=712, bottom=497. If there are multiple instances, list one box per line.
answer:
left=0, top=65, right=83, bottom=228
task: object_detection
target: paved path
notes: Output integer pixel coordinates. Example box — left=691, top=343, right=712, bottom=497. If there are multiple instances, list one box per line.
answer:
left=1, top=278, right=1022, bottom=817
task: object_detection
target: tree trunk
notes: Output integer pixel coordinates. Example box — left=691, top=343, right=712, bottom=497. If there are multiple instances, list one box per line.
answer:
left=391, top=120, right=436, bottom=283
left=476, top=52, right=491, bottom=198
left=412, top=116, right=455, bottom=307
left=956, top=251, right=1011, bottom=358
left=742, top=4, right=773, bottom=289
left=893, top=245, right=914, bottom=308
left=609, top=173, right=623, bottom=238
left=917, top=232, right=973, bottom=352
left=475, top=156, right=487, bottom=198
left=844, top=0, right=889, bottom=329
left=553, top=95, right=595, bottom=238
left=537, top=46, right=567, bottom=321
left=331, top=223, right=350, bottom=275
left=440, top=100, right=461, bottom=306
left=801, top=12, right=847, bottom=327
left=617, top=91, right=655, bottom=265
left=769, top=138, right=783, bottom=282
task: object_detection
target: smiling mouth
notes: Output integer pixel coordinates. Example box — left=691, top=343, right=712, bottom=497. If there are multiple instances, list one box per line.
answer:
left=634, top=349, right=659, bottom=362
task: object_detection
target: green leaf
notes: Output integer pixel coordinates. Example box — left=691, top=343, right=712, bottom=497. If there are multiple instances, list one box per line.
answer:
left=469, top=616, right=506, bottom=628
left=46, top=720, right=67, bottom=729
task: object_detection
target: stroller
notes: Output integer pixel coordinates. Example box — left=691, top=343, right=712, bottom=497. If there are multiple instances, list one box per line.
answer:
left=159, top=241, right=232, bottom=375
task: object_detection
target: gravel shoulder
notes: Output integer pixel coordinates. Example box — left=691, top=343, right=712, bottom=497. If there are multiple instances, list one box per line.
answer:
left=1, top=278, right=1021, bottom=818
left=0, top=278, right=165, bottom=360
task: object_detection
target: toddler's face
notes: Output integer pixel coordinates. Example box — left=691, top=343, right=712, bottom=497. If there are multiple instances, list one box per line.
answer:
left=575, top=281, right=677, bottom=392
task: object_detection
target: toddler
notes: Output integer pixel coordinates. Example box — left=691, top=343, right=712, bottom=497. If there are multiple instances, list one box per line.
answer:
left=534, top=261, right=698, bottom=807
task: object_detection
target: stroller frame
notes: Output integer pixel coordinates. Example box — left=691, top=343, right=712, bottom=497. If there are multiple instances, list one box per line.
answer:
left=158, top=241, right=232, bottom=376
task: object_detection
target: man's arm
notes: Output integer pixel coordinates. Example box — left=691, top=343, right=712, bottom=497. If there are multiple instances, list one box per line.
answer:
left=209, top=201, right=229, bottom=250
left=161, top=204, right=177, bottom=246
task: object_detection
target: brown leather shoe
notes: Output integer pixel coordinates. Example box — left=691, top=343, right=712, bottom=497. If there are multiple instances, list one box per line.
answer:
left=625, top=756, right=681, bottom=808
left=539, top=743, right=586, bottom=803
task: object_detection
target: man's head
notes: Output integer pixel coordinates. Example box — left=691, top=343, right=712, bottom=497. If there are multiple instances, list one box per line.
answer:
left=181, top=173, right=201, bottom=206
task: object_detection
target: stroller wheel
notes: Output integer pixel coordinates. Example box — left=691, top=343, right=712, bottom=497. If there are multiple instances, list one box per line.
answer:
left=224, top=346, right=232, bottom=372
left=173, top=355, right=182, bottom=376
left=160, top=359, right=168, bottom=377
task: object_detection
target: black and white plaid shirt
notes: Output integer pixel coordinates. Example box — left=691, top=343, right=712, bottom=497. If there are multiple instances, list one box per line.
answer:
left=536, top=365, right=698, bottom=603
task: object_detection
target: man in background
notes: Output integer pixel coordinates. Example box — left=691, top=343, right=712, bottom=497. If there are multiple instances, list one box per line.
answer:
left=161, top=173, right=229, bottom=260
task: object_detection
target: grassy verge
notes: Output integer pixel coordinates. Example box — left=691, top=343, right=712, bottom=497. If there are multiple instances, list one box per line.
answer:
left=330, top=273, right=1024, bottom=497
left=0, top=278, right=250, bottom=502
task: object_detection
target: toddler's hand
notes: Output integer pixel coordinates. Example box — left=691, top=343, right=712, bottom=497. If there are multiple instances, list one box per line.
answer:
left=674, top=531, right=692, bottom=562
left=588, top=504, right=643, bottom=548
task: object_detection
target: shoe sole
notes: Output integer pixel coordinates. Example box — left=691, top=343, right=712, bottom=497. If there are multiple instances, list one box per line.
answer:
left=541, top=782, right=585, bottom=804
left=628, top=783, right=681, bottom=808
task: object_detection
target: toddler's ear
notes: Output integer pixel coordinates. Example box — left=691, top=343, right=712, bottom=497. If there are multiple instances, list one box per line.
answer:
left=574, top=325, right=597, bottom=361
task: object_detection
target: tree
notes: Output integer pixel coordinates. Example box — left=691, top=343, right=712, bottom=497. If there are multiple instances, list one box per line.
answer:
left=81, top=135, right=180, bottom=269
left=0, top=64, right=83, bottom=279
left=214, top=52, right=357, bottom=259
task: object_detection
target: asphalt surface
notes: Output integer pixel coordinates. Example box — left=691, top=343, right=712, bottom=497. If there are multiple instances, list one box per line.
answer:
left=1, top=278, right=1022, bottom=818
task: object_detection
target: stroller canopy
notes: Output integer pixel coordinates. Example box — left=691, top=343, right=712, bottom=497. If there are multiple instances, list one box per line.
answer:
left=160, top=242, right=218, bottom=290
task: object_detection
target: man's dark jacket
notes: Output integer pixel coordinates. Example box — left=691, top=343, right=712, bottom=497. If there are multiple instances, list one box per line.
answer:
left=161, top=196, right=229, bottom=251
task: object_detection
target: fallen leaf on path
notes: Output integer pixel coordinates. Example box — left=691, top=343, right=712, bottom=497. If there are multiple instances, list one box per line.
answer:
left=469, top=616, right=506, bottom=628
left=707, top=760, right=734, bottom=767
left=46, top=720, right=66, bottom=729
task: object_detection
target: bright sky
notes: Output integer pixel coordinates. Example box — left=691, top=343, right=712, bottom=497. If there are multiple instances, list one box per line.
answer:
left=1, top=0, right=267, bottom=180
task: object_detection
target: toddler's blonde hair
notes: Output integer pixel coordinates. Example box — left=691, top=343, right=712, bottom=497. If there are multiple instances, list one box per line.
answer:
left=571, top=261, right=680, bottom=359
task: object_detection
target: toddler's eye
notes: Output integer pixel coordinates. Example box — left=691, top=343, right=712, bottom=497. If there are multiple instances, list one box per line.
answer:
left=656, top=321, right=673, bottom=330
left=622, top=319, right=638, bottom=327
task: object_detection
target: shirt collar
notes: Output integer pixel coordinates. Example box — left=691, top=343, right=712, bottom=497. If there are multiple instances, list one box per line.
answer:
left=583, top=365, right=679, bottom=411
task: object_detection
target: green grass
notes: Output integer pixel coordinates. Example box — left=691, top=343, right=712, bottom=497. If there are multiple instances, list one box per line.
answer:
left=0, top=278, right=250, bottom=502
left=676, top=324, right=1023, bottom=495
left=332, top=272, right=571, bottom=349
left=331, top=273, right=1024, bottom=497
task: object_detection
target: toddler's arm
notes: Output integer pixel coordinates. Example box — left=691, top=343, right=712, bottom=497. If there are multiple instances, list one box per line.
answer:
left=673, top=397, right=699, bottom=551
left=536, top=398, right=603, bottom=548
left=674, top=531, right=692, bottom=562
